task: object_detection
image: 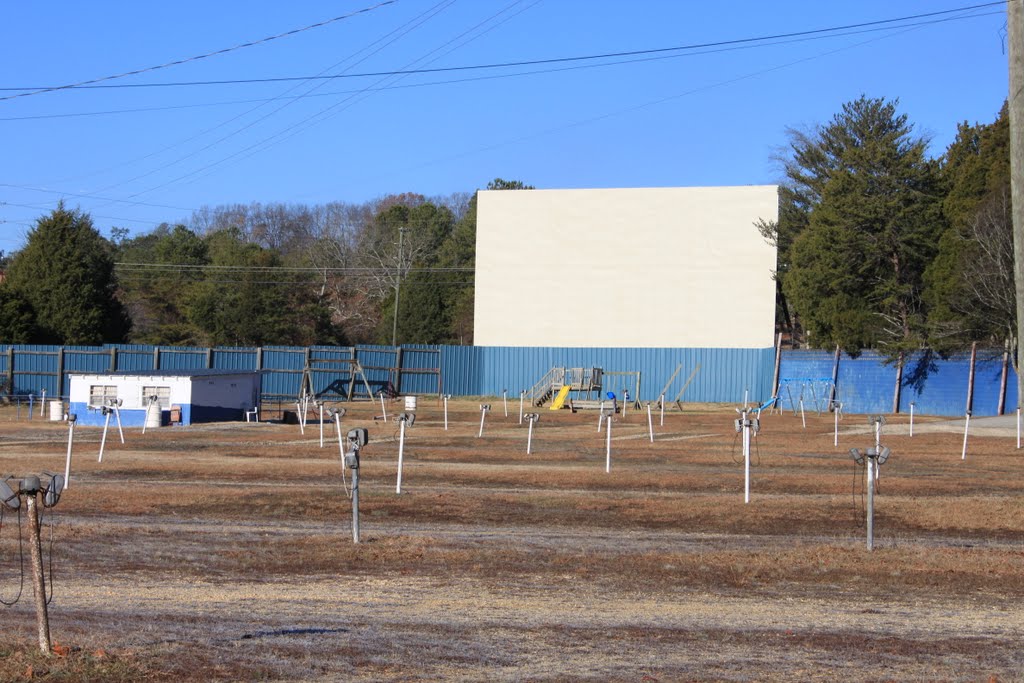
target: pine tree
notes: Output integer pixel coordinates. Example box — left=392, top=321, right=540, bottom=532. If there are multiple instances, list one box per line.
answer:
left=4, top=204, right=130, bottom=344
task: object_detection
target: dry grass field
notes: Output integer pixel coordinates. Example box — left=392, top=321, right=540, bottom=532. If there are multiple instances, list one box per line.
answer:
left=0, top=398, right=1021, bottom=681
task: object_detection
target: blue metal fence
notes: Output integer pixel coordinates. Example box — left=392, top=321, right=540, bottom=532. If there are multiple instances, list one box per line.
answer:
left=0, top=343, right=1016, bottom=416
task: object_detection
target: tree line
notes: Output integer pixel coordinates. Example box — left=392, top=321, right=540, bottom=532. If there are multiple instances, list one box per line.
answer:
left=0, top=178, right=530, bottom=347
left=0, top=95, right=1012, bottom=356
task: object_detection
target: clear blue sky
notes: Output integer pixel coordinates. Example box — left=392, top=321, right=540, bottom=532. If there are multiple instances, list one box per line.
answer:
left=0, top=1, right=1010, bottom=251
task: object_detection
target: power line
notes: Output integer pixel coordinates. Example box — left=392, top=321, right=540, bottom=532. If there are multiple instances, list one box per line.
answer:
left=0, top=2, right=1001, bottom=93
left=115, top=262, right=475, bottom=273
left=361, top=9, right=996, bottom=188
left=0, top=1, right=399, bottom=102
left=0, top=10, right=1000, bottom=124
left=0, top=183, right=194, bottom=212
left=39, top=0, right=459, bottom=201
left=92, top=0, right=530, bottom=208
left=84, top=0, right=463, bottom=206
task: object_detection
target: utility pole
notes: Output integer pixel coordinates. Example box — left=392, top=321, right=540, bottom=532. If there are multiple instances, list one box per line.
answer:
left=1010, top=0, right=1024, bottom=405
left=391, top=227, right=406, bottom=347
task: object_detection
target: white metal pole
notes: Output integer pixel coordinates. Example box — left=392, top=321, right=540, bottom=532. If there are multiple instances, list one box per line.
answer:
left=866, top=457, right=875, bottom=551
left=114, top=406, right=125, bottom=443
left=519, top=391, right=525, bottom=425
left=1017, top=406, right=1021, bottom=449
left=63, top=420, right=75, bottom=489
left=961, top=412, right=971, bottom=460
left=527, top=418, right=534, bottom=455
left=397, top=419, right=407, bottom=493
left=39, top=390, right=46, bottom=417
left=800, top=397, right=806, bottom=429
left=478, top=407, right=487, bottom=438
left=597, top=401, right=605, bottom=432
left=334, top=413, right=344, bottom=472
left=379, top=392, right=387, bottom=423
left=833, top=404, right=839, bottom=448
left=605, top=415, right=612, bottom=473
left=743, top=388, right=748, bottom=409
left=744, top=418, right=751, bottom=504
left=319, top=404, right=324, bottom=448
left=503, top=389, right=508, bottom=417
left=98, top=410, right=111, bottom=463
left=647, top=403, right=654, bottom=443
left=443, top=395, right=449, bottom=431
left=874, top=419, right=882, bottom=483
left=296, top=402, right=305, bottom=435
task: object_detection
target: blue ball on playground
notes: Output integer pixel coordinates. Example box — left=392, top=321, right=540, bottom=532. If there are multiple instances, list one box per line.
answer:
left=607, top=392, right=616, bottom=400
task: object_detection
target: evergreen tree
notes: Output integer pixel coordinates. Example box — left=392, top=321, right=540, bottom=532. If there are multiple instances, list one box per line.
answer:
left=782, top=97, right=944, bottom=355
left=4, top=204, right=130, bottom=344
left=923, top=104, right=1012, bottom=351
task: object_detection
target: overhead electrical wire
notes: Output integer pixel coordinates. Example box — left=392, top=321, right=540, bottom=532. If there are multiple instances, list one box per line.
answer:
left=0, top=1, right=1001, bottom=94
left=101, top=0, right=539, bottom=206
left=0, top=9, right=1001, bottom=124
left=0, top=1, right=400, bottom=102
left=372, top=8, right=996, bottom=186
left=0, top=1, right=1000, bottom=231
left=80, top=0, right=462, bottom=207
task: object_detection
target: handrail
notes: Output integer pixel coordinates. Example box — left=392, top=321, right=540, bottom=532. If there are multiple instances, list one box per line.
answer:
left=528, top=366, right=564, bottom=404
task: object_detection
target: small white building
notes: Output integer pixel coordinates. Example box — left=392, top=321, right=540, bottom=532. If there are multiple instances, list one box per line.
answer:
left=68, top=370, right=262, bottom=427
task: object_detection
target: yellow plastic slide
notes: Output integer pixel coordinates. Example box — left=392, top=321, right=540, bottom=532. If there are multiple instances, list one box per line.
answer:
left=549, top=385, right=571, bottom=410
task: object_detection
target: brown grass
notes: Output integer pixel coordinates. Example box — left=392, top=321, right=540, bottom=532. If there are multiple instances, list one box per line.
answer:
left=0, top=401, right=1021, bottom=681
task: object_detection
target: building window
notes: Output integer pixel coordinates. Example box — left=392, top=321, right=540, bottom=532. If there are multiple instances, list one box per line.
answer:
left=89, top=385, right=118, bottom=407
left=141, top=386, right=171, bottom=409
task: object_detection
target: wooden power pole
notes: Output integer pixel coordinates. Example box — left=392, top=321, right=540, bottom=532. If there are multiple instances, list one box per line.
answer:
left=1010, top=0, right=1024, bottom=407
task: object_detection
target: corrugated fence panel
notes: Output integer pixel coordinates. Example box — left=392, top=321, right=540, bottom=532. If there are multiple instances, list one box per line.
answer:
left=835, top=352, right=898, bottom=415
left=397, top=345, right=442, bottom=395
left=158, top=347, right=208, bottom=370
left=352, top=346, right=398, bottom=393
left=212, top=348, right=258, bottom=371
left=0, top=343, right=1013, bottom=415
left=260, top=347, right=305, bottom=398
left=63, top=347, right=117, bottom=396
left=440, top=346, right=482, bottom=396
left=969, top=353, right=1007, bottom=416
left=456, top=346, right=774, bottom=403
left=111, top=344, right=159, bottom=372
left=780, top=349, right=1017, bottom=417
left=307, top=346, right=353, bottom=397
left=898, top=352, right=970, bottom=416
left=12, top=345, right=60, bottom=398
